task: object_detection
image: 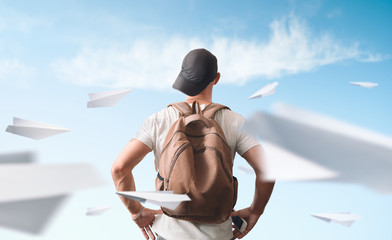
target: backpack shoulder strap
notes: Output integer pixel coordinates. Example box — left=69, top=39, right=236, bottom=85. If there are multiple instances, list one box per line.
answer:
left=202, top=103, right=230, bottom=119
left=168, top=102, right=192, bottom=117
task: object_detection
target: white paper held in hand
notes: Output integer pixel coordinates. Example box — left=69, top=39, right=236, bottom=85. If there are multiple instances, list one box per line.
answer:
left=116, top=191, right=191, bottom=210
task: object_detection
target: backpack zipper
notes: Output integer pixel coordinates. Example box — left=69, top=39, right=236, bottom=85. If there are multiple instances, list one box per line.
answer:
left=165, top=142, right=191, bottom=191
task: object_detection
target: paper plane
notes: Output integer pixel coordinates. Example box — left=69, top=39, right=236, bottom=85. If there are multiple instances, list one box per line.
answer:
left=349, top=81, right=378, bottom=88
left=312, top=212, right=361, bottom=227
left=0, top=151, right=35, bottom=164
left=248, top=81, right=279, bottom=99
left=5, top=117, right=70, bottom=140
left=237, top=165, right=254, bottom=174
left=245, top=103, right=392, bottom=193
left=0, top=195, right=67, bottom=234
left=86, top=206, right=112, bottom=216
left=0, top=163, right=105, bottom=203
left=87, top=89, right=132, bottom=108
left=261, top=142, right=338, bottom=181
left=237, top=144, right=337, bottom=181
left=116, top=191, right=191, bottom=210
left=0, top=163, right=104, bottom=234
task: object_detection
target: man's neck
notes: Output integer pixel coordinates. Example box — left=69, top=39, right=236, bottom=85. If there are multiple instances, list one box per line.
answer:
left=185, top=82, right=214, bottom=105
left=185, top=96, right=212, bottom=105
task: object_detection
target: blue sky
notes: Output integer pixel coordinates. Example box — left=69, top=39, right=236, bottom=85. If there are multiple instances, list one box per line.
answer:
left=1, top=0, right=391, bottom=239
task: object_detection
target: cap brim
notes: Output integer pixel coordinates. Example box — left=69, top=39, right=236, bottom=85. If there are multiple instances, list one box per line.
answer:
left=172, top=72, right=213, bottom=96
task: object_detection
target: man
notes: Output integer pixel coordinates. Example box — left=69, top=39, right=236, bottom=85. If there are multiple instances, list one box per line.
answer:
left=111, top=48, right=274, bottom=240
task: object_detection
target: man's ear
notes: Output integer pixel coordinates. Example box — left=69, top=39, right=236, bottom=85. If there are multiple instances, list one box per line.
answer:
left=214, top=72, right=221, bottom=85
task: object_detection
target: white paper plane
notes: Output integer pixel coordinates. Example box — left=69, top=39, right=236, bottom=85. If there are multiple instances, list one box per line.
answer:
left=116, top=191, right=191, bottom=210
left=86, top=206, right=112, bottom=216
left=0, top=163, right=105, bottom=203
left=238, top=144, right=338, bottom=181
left=0, top=163, right=103, bottom=234
left=245, top=103, right=392, bottom=193
left=248, top=81, right=279, bottom=99
left=5, top=117, right=70, bottom=140
left=349, top=81, right=378, bottom=88
left=262, top=142, right=339, bottom=181
left=0, top=195, right=67, bottom=234
left=87, top=89, right=132, bottom=108
left=312, top=212, right=361, bottom=227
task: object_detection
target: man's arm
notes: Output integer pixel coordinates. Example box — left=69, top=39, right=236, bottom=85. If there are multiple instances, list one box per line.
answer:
left=231, top=144, right=275, bottom=239
left=111, top=138, right=162, bottom=240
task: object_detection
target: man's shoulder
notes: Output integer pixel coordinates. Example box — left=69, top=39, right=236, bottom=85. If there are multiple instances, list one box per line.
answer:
left=147, top=105, right=179, bottom=121
left=215, top=104, right=244, bottom=118
left=213, top=105, right=246, bottom=127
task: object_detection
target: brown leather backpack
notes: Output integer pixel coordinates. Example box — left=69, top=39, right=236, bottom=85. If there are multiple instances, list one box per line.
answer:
left=155, top=101, right=238, bottom=223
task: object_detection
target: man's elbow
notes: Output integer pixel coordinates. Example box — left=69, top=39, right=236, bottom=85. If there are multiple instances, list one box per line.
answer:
left=111, top=162, right=129, bottom=180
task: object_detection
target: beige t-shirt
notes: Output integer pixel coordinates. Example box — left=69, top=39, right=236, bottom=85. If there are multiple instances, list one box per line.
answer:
left=135, top=104, right=259, bottom=240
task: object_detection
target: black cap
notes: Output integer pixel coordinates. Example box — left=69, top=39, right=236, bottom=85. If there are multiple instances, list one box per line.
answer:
left=173, top=48, right=218, bottom=96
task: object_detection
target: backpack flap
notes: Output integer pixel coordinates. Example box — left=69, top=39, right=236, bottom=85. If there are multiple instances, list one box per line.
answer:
left=176, top=101, right=210, bottom=128
left=184, top=114, right=209, bottom=128
left=168, top=102, right=192, bottom=117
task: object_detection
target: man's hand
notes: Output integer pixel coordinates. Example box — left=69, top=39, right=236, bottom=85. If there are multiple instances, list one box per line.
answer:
left=231, top=207, right=261, bottom=239
left=231, top=145, right=275, bottom=239
left=132, top=208, right=163, bottom=240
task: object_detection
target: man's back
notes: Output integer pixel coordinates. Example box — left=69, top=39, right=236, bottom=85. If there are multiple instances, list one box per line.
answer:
left=135, top=103, right=259, bottom=239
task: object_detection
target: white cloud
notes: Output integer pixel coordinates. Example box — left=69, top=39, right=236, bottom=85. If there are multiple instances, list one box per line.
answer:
left=357, top=53, right=390, bottom=63
left=52, top=37, right=204, bottom=89
left=52, top=15, right=383, bottom=89
left=0, top=59, right=36, bottom=86
left=213, top=16, right=361, bottom=85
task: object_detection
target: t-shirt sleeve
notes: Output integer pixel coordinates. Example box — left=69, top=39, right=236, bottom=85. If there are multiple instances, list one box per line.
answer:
left=235, top=114, right=260, bottom=156
left=134, top=114, right=156, bottom=150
